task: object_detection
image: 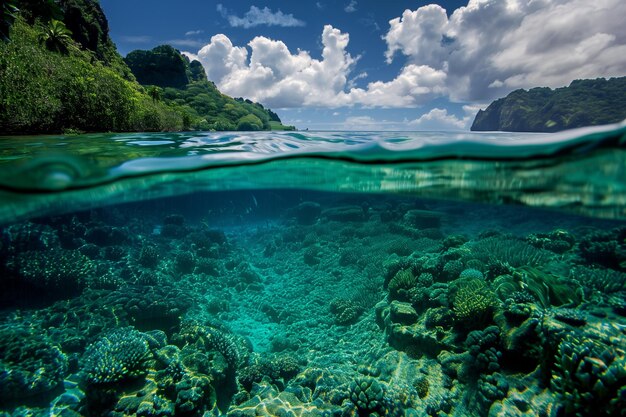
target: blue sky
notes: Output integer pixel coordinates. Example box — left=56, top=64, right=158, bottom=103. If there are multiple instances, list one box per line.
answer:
left=101, top=0, right=626, bottom=130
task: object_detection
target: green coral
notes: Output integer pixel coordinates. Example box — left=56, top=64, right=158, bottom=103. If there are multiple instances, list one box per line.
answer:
left=578, top=227, right=626, bottom=271
left=348, top=377, right=387, bottom=415
left=452, top=278, right=498, bottom=324
left=388, top=268, right=417, bottom=300
left=553, top=331, right=626, bottom=416
left=527, top=229, right=575, bottom=254
left=8, top=248, right=93, bottom=295
left=82, top=327, right=151, bottom=385
left=174, top=323, right=246, bottom=371
left=330, top=298, right=364, bottom=325
left=459, top=268, right=484, bottom=281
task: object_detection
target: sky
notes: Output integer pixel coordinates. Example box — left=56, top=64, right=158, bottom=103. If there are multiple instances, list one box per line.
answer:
left=100, top=0, right=626, bottom=131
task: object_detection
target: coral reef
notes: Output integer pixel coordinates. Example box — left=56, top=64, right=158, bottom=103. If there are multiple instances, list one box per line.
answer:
left=1, top=194, right=625, bottom=417
left=0, top=324, right=68, bottom=401
left=451, top=278, right=498, bottom=325
left=553, top=329, right=626, bottom=416
left=82, top=327, right=151, bottom=385
left=348, top=377, right=387, bottom=416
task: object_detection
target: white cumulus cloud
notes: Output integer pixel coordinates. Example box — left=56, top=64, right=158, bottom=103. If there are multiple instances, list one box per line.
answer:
left=409, top=108, right=468, bottom=130
left=217, top=4, right=305, bottom=28
left=191, top=34, right=248, bottom=84
left=188, top=26, right=447, bottom=108
left=187, top=0, right=625, bottom=111
left=384, top=0, right=626, bottom=101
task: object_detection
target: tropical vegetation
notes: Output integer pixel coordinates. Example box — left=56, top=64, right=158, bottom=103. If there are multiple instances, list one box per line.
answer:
left=471, top=77, right=626, bottom=132
left=0, top=0, right=293, bottom=135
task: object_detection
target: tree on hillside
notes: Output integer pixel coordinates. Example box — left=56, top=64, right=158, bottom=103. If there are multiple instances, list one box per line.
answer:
left=38, top=19, right=72, bottom=54
left=148, top=86, right=162, bottom=103
left=236, top=114, right=263, bottom=131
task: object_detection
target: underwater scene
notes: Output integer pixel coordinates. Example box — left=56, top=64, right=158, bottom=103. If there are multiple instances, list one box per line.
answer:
left=1, top=127, right=626, bottom=417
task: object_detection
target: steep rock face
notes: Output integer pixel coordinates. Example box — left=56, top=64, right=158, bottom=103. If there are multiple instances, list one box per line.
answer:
left=471, top=77, right=626, bottom=132
left=58, top=0, right=111, bottom=59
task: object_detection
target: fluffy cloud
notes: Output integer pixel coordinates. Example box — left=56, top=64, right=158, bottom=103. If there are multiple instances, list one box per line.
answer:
left=189, top=34, right=248, bottom=85
left=195, top=25, right=355, bottom=107
left=216, top=4, right=305, bottom=28
left=188, top=0, right=625, bottom=109
left=385, top=0, right=626, bottom=101
left=408, top=108, right=469, bottom=130
left=189, top=26, right=447, bottom=108
left=349, top=64, right=447, bottom=107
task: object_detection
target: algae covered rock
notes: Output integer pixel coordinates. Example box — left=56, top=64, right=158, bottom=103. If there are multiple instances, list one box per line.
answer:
left=389, top=301, right=419, bottom=325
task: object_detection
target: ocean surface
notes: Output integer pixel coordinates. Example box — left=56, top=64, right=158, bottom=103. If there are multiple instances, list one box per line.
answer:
left=0, top=125, right=625, bottom=417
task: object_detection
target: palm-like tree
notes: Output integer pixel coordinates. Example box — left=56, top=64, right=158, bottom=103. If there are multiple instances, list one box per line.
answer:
left=38, top=19, right=73, bottom=54
left=148, top=86, right=162, bottom=103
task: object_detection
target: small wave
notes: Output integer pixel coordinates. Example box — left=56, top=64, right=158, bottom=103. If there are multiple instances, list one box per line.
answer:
left=0, top=122, right=625, bottom=223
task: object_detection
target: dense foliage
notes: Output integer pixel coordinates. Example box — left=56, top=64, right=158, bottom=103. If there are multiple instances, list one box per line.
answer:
left=0, top=19, right=188, bottom=134
left=0, top=0, right=293, bottom=134
left=471, top=77, right=626, bottom=132
left=16, top=0, right=133, bottom=79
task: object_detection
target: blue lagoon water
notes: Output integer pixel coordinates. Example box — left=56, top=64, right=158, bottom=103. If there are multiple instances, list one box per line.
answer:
left=0, top=125, right=625, bottom=417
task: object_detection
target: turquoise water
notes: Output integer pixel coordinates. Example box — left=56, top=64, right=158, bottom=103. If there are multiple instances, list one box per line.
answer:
left=0, top=125, right=625, bottom=416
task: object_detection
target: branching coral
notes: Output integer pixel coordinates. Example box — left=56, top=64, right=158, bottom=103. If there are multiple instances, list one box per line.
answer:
left=83, top=327, right=151, bottom=385
left=452, top=278, right=498, bottom=325
left=470, top=236, right=553, bottom=267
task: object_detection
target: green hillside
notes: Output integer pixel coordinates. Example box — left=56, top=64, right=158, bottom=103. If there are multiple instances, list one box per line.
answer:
left=125, top=45, right=293, bottom=131
left=0, top=0, right=293, bottom=134
left=471, top=77, right=626, bottom=132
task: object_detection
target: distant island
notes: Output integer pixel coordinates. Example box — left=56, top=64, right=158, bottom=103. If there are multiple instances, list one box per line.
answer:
left=471, top=77, right=626, bottom=132
left=0, top=0, right=294, bottom=134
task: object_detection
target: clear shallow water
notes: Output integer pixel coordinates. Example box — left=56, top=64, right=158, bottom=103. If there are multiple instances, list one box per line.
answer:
left=1, top=123, right=625, bottom=223
left=0, top=125, right=626, bottom=417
